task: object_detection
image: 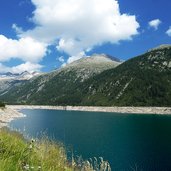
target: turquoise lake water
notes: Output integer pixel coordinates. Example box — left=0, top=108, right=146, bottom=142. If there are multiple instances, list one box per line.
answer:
left=10, top=109, right=171, bottom=170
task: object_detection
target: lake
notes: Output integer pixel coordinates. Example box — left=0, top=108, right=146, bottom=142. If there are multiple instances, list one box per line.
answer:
left=10, top=109, right=171, bottom=170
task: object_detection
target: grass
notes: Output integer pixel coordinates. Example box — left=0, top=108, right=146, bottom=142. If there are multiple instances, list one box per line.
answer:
left=0, top=128, right=111, bottom=171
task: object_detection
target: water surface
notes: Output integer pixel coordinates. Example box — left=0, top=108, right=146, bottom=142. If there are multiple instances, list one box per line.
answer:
left=10, top=109, right=171, bottom=170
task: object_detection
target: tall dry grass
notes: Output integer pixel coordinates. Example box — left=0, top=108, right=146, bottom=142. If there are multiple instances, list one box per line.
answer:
left=0, top=128, right=111, bottom=171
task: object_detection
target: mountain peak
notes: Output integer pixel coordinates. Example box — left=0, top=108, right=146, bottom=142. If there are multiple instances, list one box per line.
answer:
left=91, top=53, right=121, bottom=62
left=0, top=71, right=42, bottom=80
left=64, top=54, right=121, bottom=68
left=49, top=54, right=122, bottom=82
left=148, top=44, right=171, bottom=52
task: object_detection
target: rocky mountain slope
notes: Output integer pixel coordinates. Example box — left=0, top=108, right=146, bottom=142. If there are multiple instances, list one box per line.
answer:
left=0, top=54, right=121, bottom=104
left=76, top=44, right=171, bottom=106
left=1, top=45, right=171, bottom=107
left=0, top=71, right=41, bottom=94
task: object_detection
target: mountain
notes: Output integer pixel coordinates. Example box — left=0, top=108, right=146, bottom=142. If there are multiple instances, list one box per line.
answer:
left=0, top=72, right=19, bottom=78
left=148, top=44, right=171, bottom=52
left=0, top=71, right=41, bottom=80
left=0, top=54, right=121, bottom=104
left=1, top=45, right=171, bottom=107
left=58, top=54, right=121, bottom=81
left=0, top=71, right=42, bottom=94
left=17, top=71, right=41, bottom=80
left=76, top=44, right=171, bottom=106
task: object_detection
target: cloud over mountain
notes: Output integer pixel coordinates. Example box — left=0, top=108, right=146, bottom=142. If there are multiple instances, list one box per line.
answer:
left=0, top=35, right=47, bottom=63
left=23, top=0, right=140, bottom=63
left=0, top=0, right=140, bottom=72
left=0, top=62, right=42, bottom=73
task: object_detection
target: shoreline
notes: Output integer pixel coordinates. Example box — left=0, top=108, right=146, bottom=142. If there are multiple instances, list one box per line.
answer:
left=1, top=105, right=171, bottom=128
left=0, top=107, right=25, bottom=128
left=8, top=105, right=171, bottom=114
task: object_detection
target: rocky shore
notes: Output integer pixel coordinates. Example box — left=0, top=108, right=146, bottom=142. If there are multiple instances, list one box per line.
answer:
left=0, top=107, right=25, bottom=128
left=8, top=105, right=171, bottom=114
left=1, top=105, right=171, bottom=128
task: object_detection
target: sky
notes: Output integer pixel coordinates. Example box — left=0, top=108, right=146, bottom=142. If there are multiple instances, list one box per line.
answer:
left=0, top=0, right=171, bottom=73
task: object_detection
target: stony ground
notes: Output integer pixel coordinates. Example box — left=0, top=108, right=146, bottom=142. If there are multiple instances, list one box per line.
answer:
left=1, top=105, right=171, bottom=128
left=9, top=105, right=171, bottom=114
left=0, top=107, right=24, bottom=128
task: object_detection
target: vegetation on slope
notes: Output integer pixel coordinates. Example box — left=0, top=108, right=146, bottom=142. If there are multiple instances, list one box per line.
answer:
left=0, top=128, right=111, bottom=171
left=0, top=54, right=120, bottom=105
left=21, top=46, right=171, bottom=107
left=77, top=47, right=171, bottom=106
left=0, top=46, right=171, bottom=106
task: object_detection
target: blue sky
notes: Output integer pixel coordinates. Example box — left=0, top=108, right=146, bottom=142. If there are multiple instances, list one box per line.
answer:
left=0, top=0, right=171, bottom=73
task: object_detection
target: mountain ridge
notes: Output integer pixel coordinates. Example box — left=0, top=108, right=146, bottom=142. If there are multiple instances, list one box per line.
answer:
left=0, top=54, right=121, bottom=104
left=148, top=44, right=171, bottom=52
left=0, top=46, right=171, bottom=106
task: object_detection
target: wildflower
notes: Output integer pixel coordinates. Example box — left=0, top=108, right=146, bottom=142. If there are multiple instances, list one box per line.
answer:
left=23, top=164, right=29, bottom=170
left=30, top=166, right=34, bottom=169
left=29, top=144, right=33, bottom=149
left=31, top=138, right=35, bottom=143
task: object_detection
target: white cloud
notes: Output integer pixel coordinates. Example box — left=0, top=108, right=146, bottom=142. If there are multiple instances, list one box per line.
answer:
left=166, top=26, right=171, bottom=37
left=61, top=63, right=66, bottom=68
left=0, top=62, right=43, bottom=73
left=58, top=56, right=65, bottom=63
left=67, top=52, right=86, bottom=64
left=0, top=0, right=140, bottom=72
left=0, top=35, right=47, bottom=63
left=21, top=0, right=140, bottom=63
left=148, top=19, right=162, bottom=30
left=12, top=24, right=23, bottom=35
left=11, top=62, right=43, bottom=73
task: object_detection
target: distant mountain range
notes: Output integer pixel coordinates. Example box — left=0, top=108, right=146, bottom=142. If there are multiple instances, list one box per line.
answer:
left=0, top=45, right=171, bottom=107
left=0, top=71, right=41, bottom=95
left=0, top=54, right=121, bottom=104
left=0, top=71, right=41, bottom=80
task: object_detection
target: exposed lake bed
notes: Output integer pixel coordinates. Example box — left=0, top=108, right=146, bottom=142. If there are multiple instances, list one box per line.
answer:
left=8, top=105, right=171, bottom=114
left=2, top=105, right=171, bottom=128
left=0, top=105, right=171, bottom=128
left=0, top=106, right=25, bottom=128
left=3, top=104, right=171, bottom=128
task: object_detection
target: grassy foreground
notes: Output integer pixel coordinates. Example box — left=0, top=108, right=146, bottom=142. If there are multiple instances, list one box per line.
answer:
left=0, top=128, right=111, bottom=171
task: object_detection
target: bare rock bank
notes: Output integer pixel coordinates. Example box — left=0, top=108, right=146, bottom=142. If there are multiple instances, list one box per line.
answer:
left=0, top=107, right=25, bottom=128
left=8, top=105, right=171, bottom=114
